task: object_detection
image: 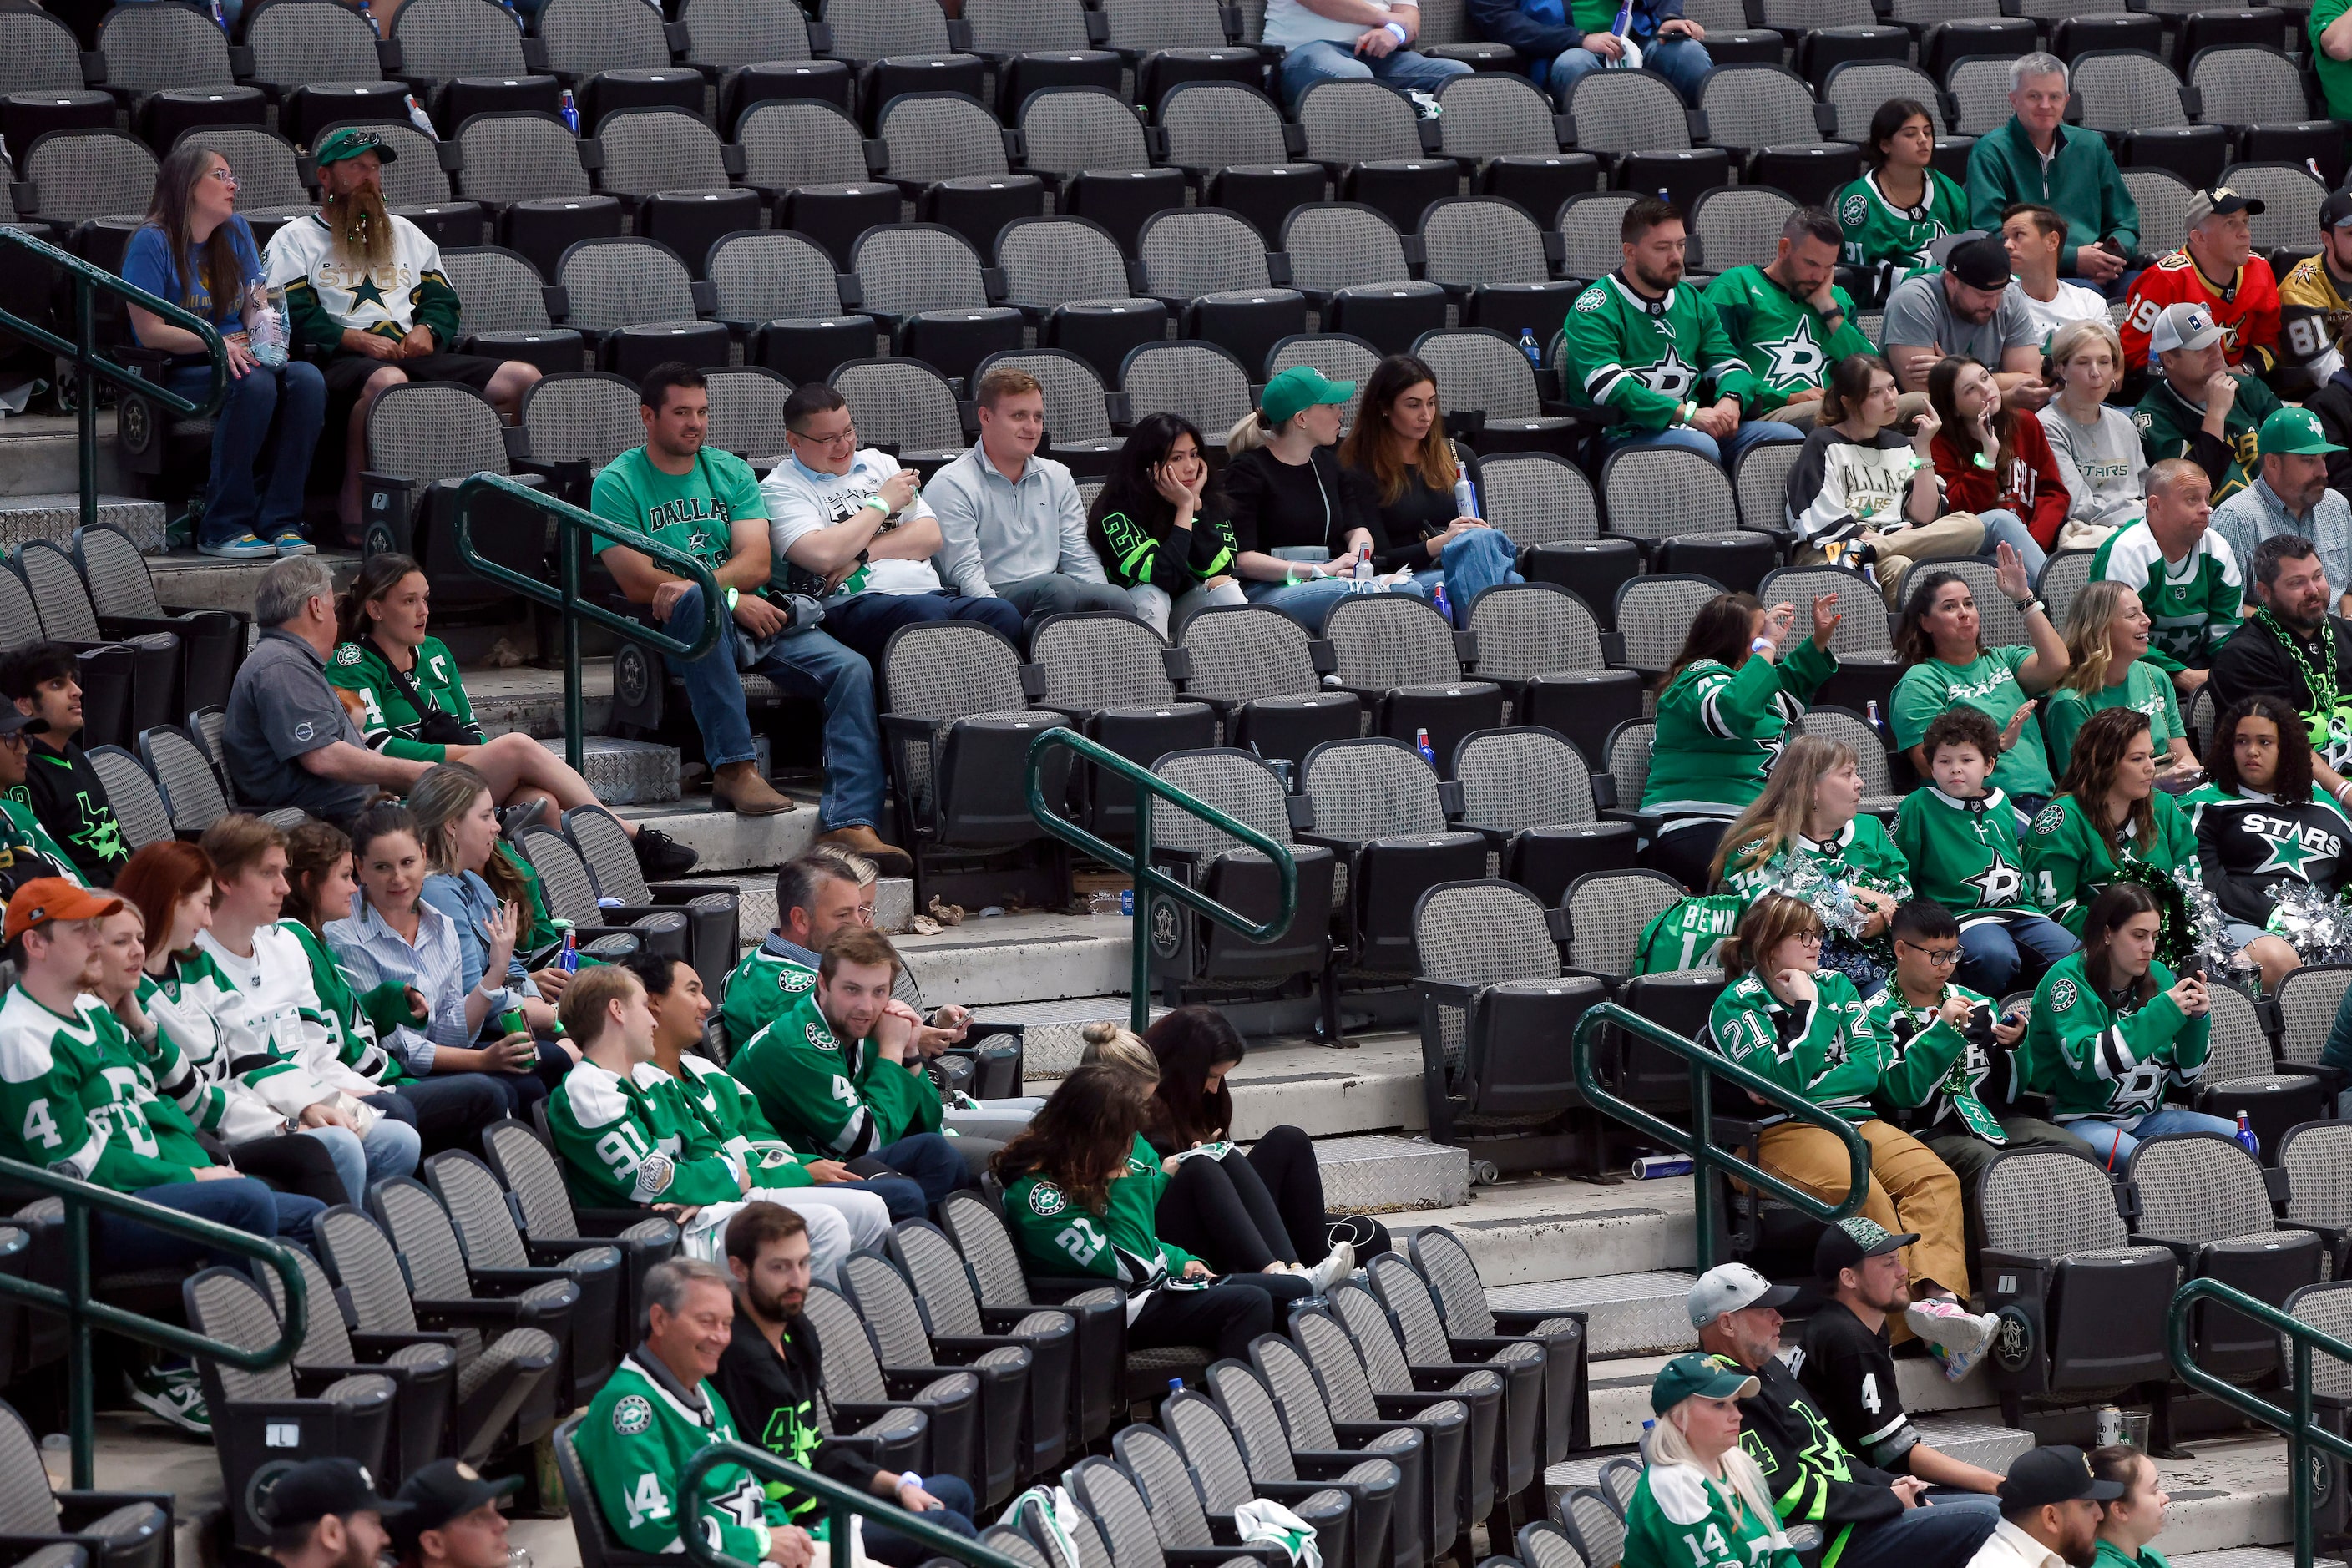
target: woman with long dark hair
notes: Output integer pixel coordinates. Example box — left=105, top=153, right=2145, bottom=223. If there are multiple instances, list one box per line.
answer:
left=1139, top=1007, right=1388, bottom=1276
left=1925, top=354, right=2063, bottom=574
left=328, top=552, right=695, bottom=876
left=121, top=142, right=326, bottom=560
left=993, top=1064, right=1308, bottom=1360
left=1640, top=590, right=1842, bottom=888
left=2022, top=707, right=2195, bottom=941
left=1832, top=99, right=1969, bottom=296
left=2185, top=695, right=2347, bottom=989
left=2022, top=881, right=2226, bottom=1165
left=1086, top=412, right=1247, bottom=635
left=1889, top=554, right=2067, bottom=807
left=1335, top=354, right=1523, bottom=625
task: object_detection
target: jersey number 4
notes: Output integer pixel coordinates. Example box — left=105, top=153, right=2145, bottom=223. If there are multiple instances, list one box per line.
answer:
left=623, top=1473, right=672, bottom=1530
left=19, top=1099, right=62, bottom=1150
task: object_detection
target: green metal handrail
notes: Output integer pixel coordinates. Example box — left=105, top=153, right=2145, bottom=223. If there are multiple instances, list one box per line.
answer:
left=1024, top=728, right=1298, bottom=1033
left=2167, top=1277, right=2352, bottom=1568
left=453, top=473, right=723, bottom=771
left=1571, top=1002, right=1870, bottom=1271
left=0, top=227, right=229, bottom=534
left=0, top=1154, right=306, bottom=1490
left=678, top=1439, right=1031, bottom=1568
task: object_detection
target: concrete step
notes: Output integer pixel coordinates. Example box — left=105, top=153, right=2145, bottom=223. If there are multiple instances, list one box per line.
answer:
left=2177, top=1552, right=2344, bottom=1568
left=1313, top=1134, right=1471, bottom=1214
left=1388, top=1173, right=1698, bottom=1288
left=1229, top=1032, right=1428, bottom=1141
left=0, top=493, right=164, bottom=551
left=1490, top=1271, right=1700, bottom=1359
left=149, top=547, right=361, bottom=614
left=543, top=735, right=684, bottom=805
left=980, top=995, right=1169, bottom=1077
left=0, top=412, right=127, bottom=497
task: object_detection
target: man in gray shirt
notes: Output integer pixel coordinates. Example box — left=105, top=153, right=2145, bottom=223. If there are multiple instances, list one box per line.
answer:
left=929, top=366, right=1138, bottom=624
left=225, top=554, right=428, bottom=824
left=1879, top=236, right=2051, bottom=409
left=2210, top=405, right=2352, bottom=618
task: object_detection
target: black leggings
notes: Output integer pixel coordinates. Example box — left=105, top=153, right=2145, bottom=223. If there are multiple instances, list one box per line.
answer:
left=1156, top=1125, right=1392, bottom=1272
left=225, top=1131, right=349, bottom=1209
left=1642, top=817, right=1727, bottom=893
left=1130, top=1272, right=1313, bottom=1363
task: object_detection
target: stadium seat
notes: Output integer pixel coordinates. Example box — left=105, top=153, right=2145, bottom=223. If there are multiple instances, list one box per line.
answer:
left=2279, top=1124, right=2352, bottom=1279
left=550, top=1414, right=672, bottom=1568
left=136, top=725, right=228, bottom=837
left=2128, top=1134, right=2323, bottom=1380
left=587, top=108, right=757, bottom=281
left=1763, top=0, right=1909, bottom=85
left=1462, top=582, right=1637, bottom=765
left=1473, top=455, right=1634, bottom=625
left=1267, top=333, right=1381, bottom=426
left=1286, top=1311, right=1496, bottom=1551
left=1156, top=80, right=1325, bottom=245
left=1133, top=209, right=1306, bottom=383
left=1434, top=74, right=1601, bottom=229
left=1454, top=727, right=1638, bottom=903
left=1233, top=1342, right=1450, bottom=1568
left=1412, top=0, right=1519, bottom=67
left=1164, top=1388, right=1390, bottom=1568
left=2273, top=962, right=2352, bottom=1087
left=15, top=129, right=155, bottom=242
left=1100, top=0, right=1263, bottom=108
left=874, top=91, right=1044, bottom=259
left=1792, top=706, right=1905, bottom=817
left=439, top=246, right=585, bottom=381
left=819, top=0, right=984, bottom=124
left=454, top=113, right=623, bottom=283
left=515, top=823, right=689, bottom=959
left=679, top=0, right=849, bottom=126
left=1688, top=184, right=1798, bottom=276
left=994, top=215, right=1169, bottom=388
left=1414, top=327, right=1586, bottom=457
left=1682, top=0, right=1785, bottom=63
left=95, top=3, right=261, bottom=149
left=2036, top=547, right=2101, bottom=628
left=1029, top=611, right=1216, bottom=837
left=182, top=1267, right=397, bottom=1548
left=1300, top=736, right=1488, bottom=976
left=2121, top=165, right=2196, bottom=260
left=2222, top=159, right=2327, bottom=256
left=1176, top=605, right=1363, bottom=771
left=478, top=1120, right=680, bottom=1363
left=1321, top=592, right=1501, bottom=780
left=936, top=1191, right=1132, bottom=1439
left=1418, top=197, right=1581, bottom=347
left=734, top=99, right=898, bottom=270
left=0, top=1399, right=169, bottom=1568
left=1919, top=16, right=2037, bottom=83
left=172, top=124, right=311, bottom=243
left=1694, top=65, right=1854, bottom=210
left=2192, top=980, right=2327, bottom=1155
left=1278, top=203, right=1447, bottom=356
left=562, top=802, right=742, bottom=995
left=83, top=745, right=171, bottom=855
left=1017, top=87, right=1187, bottom=257
left=1395, top=1231, right=1588, bottom=1462
left=1600, top=448, right=1777, bottom=591
left=1560, top=1490, right=1624, bottom=1568
left=1821, top=62, right=1957, bottom=164
left=839, top=1250, right=1031, bottom=1507
left=704, top=230, right=873, bottom=386
left=700, top=362, right=795, bottom=467
left=1066, top=1457, right=1284, bottom=1568
left=17, top=542, right=182, bottom=737
left=2075, top=48, right=2228, bottom=190
left=1113, top=1424, right=1347, bottom=1568
left=1557, top=69, right=1730, bottom=208
left=73, top=524, right=244, bottom=716
left=1759, top=559, right=1909, bottom=711
left=0, top=10, right=109, bottom=155
left=2180, top=7, right=2287, bottom=54
left=830, top=357, right=974, bottom=468
left=358, top=382, right=555, bottom=611
left=1122, top=340, right=1255, bottom=450
left=1947, top=54, right=2029, bottom=136
left=1294, top=79, right=1457, bottom=238
left=242, top=0, right=407, bottom=149
left=389, top=0, right=559, bottom=129
left=847, top=221, right=1024, bottom=384
left=1557, top=865, right=1685, bottom=984
left=555, top=235, right=729, bottom=378
left=784, top=1281, right=970, bottom=1492
left=0, top=570, right=133, bottom=753
left=888, top=1220, right=1081, bottom=1468
left=539, top=0, right=701, bottom=129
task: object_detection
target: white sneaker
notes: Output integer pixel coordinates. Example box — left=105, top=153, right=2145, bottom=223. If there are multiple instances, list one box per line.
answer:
left=1310, top=1239, right=1357, bottom=1295
left=1905, top=1298, right=1998, bottom=1359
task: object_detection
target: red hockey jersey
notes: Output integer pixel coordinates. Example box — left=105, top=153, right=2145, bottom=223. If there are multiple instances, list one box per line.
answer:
left=2119, top=250, right=2281, bottom=374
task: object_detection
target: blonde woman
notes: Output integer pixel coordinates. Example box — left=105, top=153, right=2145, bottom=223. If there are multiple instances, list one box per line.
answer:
left=2043, top=581, right=2197, bottom=777
left=1622, top=1356, right=1798, bottom=1568
left=410, top=762, right=559, bottom=1026
left=2037, top=319, right=2146, bottom=546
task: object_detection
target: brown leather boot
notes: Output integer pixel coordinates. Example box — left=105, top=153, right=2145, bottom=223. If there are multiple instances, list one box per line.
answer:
left=711, top=761, right=792, bottom=816
left=815, top=824, right=914, bottom=878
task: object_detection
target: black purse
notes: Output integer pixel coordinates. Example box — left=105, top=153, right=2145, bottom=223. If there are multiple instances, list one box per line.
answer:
left=385, top=656, right=483, bottom=748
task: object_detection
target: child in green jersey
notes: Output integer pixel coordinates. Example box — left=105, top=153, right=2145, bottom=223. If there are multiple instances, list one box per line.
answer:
left=1623, top=1355, right=1800, bottom=1568
left=1836, top=101, right=1970, bottom=297
left=2090, top=1446, right=2177, bottom=1568
left=1715, top=735, right=1911, bottom=994
left=2025, top=709, right=2197, bottom=948
left=1892, top=707, right=2077, bottom=995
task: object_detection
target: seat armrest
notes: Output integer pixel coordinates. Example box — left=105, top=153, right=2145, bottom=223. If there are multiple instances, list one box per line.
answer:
left=54, top=1490, right=175, bottom=1530
left=807, top=18, right=833, bottom=50
left=930, top=1334, right=1034, bottom=1368
left=1023, top=1272, right=1124, bottom=1304
left=348, top=1328, right=460, bottom=1358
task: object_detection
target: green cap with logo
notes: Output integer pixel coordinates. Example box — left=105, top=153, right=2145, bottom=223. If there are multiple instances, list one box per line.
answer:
left=2258, top=406, right=2346, bottom=458
left=1651, top=1352, right=1760, bottom=1414
left=1261, top=365, right=1355, bottom=427
left=313, top=125, right=397, bottom=169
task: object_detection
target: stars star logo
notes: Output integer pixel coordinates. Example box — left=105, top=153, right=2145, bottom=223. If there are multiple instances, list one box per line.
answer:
left=346, top=273, right=391, bottom=311
left=1759, top=316, right=1828, bottom=387
left=1962, top=853, right=2026, bottom=908
left=2255, top=827, right=2321, bottom=876
left=1639, top=344, right=1697, bottom=400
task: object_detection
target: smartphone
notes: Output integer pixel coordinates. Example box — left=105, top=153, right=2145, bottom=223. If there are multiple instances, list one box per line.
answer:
left=2179, top=955, right=2207, bottom=982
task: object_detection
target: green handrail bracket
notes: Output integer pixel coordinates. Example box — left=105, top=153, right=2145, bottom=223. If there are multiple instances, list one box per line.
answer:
left=1571, top=1002, right=1869, bottom=1272
left=1024, top=727, right=1298, bottom=1034
left=678, top=1438, right=1034, bottom=1568
left=451, top=473, right=723, bottom=772
left=0, top=226, right=228, bottom=535
left=2167, top=1277, right=2352, bottom=1568
left=0, top=1154, right=306, bottom=1490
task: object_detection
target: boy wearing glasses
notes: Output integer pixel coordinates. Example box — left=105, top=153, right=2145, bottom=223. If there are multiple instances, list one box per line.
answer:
left=760, top=383, right=1025, bottom=665
left=1891, top=706, right=2079, bottom=996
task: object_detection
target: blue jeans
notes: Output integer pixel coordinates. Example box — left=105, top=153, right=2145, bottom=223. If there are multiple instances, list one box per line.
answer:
left=1549, top=32, right=1712, bottom=102
left=873, top=1133, right=976, bottom=1206
left=1838, top=1489, right=2000, bottom=1568
left=1410, top=527, right=1523, bottom=625
left=841, top=1176, right=928, bottom=1223
left=1955, top=912, right=2079, bottom=998
left=1602, top=419, right=1808, bottom=468
left=300, top=1106, right=422, bottom=1207
left=1975, top=507, right=2046, bottom=582
left=660, top=584, right=887, bottom=832
left=167, top=360, right=327, bottom=546
left=862, top=1474, right=979, bottom=1566
left=1277, top=38, right=1473, bottom=107
left=2064, top=1107, right=2242, bottom=1166
left=103, top=1176, right=326, bottom=1268
left=819, top=591, right=1029, bottom=668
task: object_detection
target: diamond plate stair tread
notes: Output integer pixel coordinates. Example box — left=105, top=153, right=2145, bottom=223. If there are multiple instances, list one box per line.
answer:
left=1912, top=1419, right=2034, bottom=1473
left=978, top=997, right=1171, bottom=1077
left=2174, top=1554, right=2344, bottom=1568
left=1313, top=1135, right=1469, bottom=1213
left=539, top=735, right=682, bottom=804
left=1488, top=1270, right=1700, bottom=1357
left=0, top=494, right=164, bottom=550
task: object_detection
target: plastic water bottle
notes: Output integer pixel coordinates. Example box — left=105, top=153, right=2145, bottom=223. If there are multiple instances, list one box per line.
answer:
left=209, top=0, right=228, bottom=31
left=406, top=94, right=438, bottom=139
left=247, top=286, right=287, bottom=367
left=2235, top=1111, right=2260, bottom=1159
left=1864, top=699, right=1890, bottom=746
left=1353, top=547, right=1374, bottom=593
left=1612, top=0, right=1632, bottom=35
left=558, top=89, right=581, bottom=134
left=1415, top=727, right=1437, bottom=766
left=1516, top=326, right=1541, bottom=367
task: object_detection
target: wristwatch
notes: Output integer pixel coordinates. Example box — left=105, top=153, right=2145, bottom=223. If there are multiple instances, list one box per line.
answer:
left=2014, top=595, right=2046, bottom=616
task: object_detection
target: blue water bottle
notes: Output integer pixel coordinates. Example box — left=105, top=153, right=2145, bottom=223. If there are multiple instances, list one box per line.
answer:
left=558, top=89, right=581, bottom=133
left=1432, top=582, right=1450, bottom=622
left=1516, top=326, right=1542, bottom=366
left=1415, top=727, right=1437, bottom=766
left=558, top=928, right=579, bottom=974
left=2235, top=1110, right=2260, bottom=1159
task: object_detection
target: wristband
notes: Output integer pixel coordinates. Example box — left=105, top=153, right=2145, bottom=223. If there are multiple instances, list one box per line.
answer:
left=863, top=495, right=891, bottom=515
left=1675, top=401, right=1697, bottom=426
left=1383, top=19, right=1409, bottom=39
left=2334, top=781, right=2352, bottom=807
left=1750, top=637, right=1776, bottom=655
left=724, top=586, right=739, bottom=610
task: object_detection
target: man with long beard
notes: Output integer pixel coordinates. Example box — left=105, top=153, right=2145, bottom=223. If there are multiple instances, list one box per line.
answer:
left=263, top=127, right=542, bottom=545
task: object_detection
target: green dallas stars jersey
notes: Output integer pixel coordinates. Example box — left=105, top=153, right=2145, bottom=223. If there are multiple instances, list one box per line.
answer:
left=580, top=1350, right=777, bottom=1560
left=2088, top=521, right=2244, bottom=672
left=1000, top=1134, right=1198, bottom=1293
left=2023, top=948, right=2209, bottom=1119
left=1622, top=1464, right=1802, bottom=1568
left=718, top=943, right=815, bottom=1055
left=1642, top=640, right=1837, bottom=817
left=326, top=635, right=484, bottom=762
left=2022, top=791, right=2196, bottom=936
left=1635, top=894, right=1747, bottom=974
left=1722, top=817, right=1913, bottom=910
left=546, top=1055, right=749, bottom=1209
left=1835, top=169, right=1970, bottom=284
left=1707, top=969, right=1884, bottom=1122
left=728, top=984, right=941, bottom=1160
left=660, top=1054, right=819, bottom=1190
left=1700, top=266, right=1877, bottom=414
left=1562, top=271, right=1760, bottom=432
left=1889, top=786, right=2046, bottom=923
left=1859, top=981, right=2013, bottom=1141
left=279, top=918, right=413, bottom=1086
left=0, top=798, right=83, bottom=891
left=0, top=984, right=211, bottom=1189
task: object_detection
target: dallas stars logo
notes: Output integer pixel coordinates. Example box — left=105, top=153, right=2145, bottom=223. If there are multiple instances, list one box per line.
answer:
left=1637, top=344, right=1697, bottom=400
left=346, top=274, right=391, bottom=311
left=1961, top=853, right=2025, bottom=908
left=2254, top=826, right=2326, bottom=876
left=1758, top=316, right=1828, bottom=387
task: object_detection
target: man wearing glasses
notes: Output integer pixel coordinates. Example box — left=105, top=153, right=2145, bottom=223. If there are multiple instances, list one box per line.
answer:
left=592, top=363, right=910, bottom=876
left=760, top=383, right=1026, bottom=664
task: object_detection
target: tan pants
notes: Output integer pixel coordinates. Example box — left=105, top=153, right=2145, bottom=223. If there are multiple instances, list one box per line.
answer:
left=1798, top=513, right=1985, bottom=608
left=1756, top=1117, right=1971, bottom=1304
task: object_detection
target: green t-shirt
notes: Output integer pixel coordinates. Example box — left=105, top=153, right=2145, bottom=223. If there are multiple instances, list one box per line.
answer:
left=2314, top=0, right=2352, bottom=118
left=2094, top=1540, right=2173, bottom=1568
left=1893, top=645, right=2055, bottom=797
left=2042, top=660, right=2185, bottom=777
left=589, top=445, right=765, bottom=574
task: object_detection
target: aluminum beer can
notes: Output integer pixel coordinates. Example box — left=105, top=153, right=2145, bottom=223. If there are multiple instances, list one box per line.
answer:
left=2095, top=1406, right=2125, bottom=1449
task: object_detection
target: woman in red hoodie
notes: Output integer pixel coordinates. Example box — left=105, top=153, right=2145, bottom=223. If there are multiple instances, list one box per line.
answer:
left=1926, top=353, right=2068, bottom=582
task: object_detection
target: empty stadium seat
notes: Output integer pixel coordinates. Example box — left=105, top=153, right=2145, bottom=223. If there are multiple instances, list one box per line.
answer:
left=1695, top=64, right=1854, bottom=209
left=1557, top=69, right=1729, bottom=208
left=1164, top=1388, right=1392, bottom=1568
left=1462, top=581, right=1638, bottom=764
left=1434, top=73, right=1601, bottom=229
left=994, top=215, right=1169, bottom=387
left=735, top=99, right=898, bottom=269
left=587, top=108, right=758, bottom=281
left=1177, top=604, right=1363, bottom=770
left=556, top=235, right=729, bottom=378
left=1455, top=726, right=1638, bottom=902
left=2074, top=48, right=2228, bottom=190
left=1156, top=80, right=1325, bottom=245
left=441, top=245, right=586, bottom=380
left=1295, top=79, right=1457, bottom=238
left=819, top=0, right=984, bottom=124
left=679, top=0, right=848, bottom=127
left=705, top=229, right=873, bottom=385
left=455, top=112, right=622, bottom=282
left=0, top=10, right=109, bottom=155
left=1419, top=196, right=1581, bottom=346
left=1100, top=0, right=1263, bottom=108
left=1601, top=447, right=1778, bottom=591
left=539, top=0, right=701, bottom=129
left=1280, top=202, right=1448, bottom=356
left=358, top=381, right=554, bottom=604
left=1300, top=736, right=1487, bottom=976
left=830, top=357, right=973, bottom=469
left=838, top=1250, right=1030, bottom=1507
left=2128, top=1134, right=2323, bottom=1381
left=1134, top=207, right=1306, bottom=380
left=390, top=0, right=559, bottom=129
left=1414, top=328, right=1586, bottom=457
left=243, top=0, right=407, bottom=149
left=848, top=222, right=1024, bottom=384
left=1322, top=593, right=1501, bottom=780
left=1017, top=87, right=1186, bottom=255
left=2190, top=45, right=2342, bottom=180
left=875, top=91, right=1044, bottom=258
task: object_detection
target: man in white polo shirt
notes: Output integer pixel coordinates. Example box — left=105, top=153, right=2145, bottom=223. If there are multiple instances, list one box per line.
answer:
left=1262, top=0, right=1471, bottom=108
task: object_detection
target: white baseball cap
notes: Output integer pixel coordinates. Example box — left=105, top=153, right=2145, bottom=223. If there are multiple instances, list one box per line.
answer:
left=1686, top=1262, right=1799, bottom=1328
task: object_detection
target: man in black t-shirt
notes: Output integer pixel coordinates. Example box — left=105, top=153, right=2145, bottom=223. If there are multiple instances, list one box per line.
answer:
left=1793, top=1219, right=2006, bottom=1497
left=0, top=644, right=127, bottom=887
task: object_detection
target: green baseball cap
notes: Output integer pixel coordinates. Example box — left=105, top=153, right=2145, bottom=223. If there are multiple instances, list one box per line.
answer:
left=1261, top=365, right=1355, bottom=427
left=313, top=125, right=397, bottom=169
left=2258, top=406, right=2346, bottom=457
left=1650, top=1352, right=1759, bottom=1414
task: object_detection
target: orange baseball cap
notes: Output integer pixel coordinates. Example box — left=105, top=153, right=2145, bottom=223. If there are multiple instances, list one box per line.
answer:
left=3, top=879, right=123, bottom=944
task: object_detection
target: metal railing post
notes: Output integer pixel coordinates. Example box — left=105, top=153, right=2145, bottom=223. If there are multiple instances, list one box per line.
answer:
left=65, top=1195, right=94, bottom=1489
left=74, top=277, right=96, bottom=539
left=1130, top=787, right=1152, bottom=1033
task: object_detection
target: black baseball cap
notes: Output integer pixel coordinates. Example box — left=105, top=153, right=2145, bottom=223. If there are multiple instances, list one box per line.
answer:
left=1815, top=1216, right=1919, bottom=1277
left=258, top=1458, right=407, bottom=1530
left=388, top=1460, right=522, bottom=1555
left=2325, top=187, right=2352, bottom=233
left=1947, top=236, right=2013, bottom=291
left=0, top=709, right=36, bottom=737
left=1998, top=1445, right=2127, bottom=1510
